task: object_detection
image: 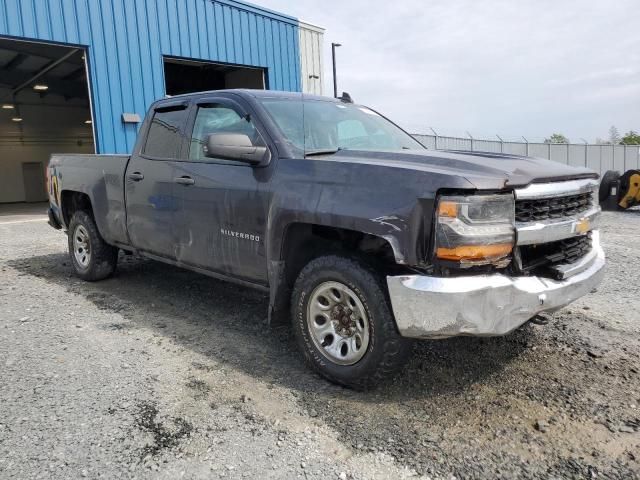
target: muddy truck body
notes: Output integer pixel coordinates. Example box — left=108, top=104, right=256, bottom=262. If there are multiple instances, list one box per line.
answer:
left=47, top=90, right=605, bottom=388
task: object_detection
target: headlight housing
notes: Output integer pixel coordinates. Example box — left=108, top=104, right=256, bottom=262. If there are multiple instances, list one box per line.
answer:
left=434, top=193, right=515, bottom=267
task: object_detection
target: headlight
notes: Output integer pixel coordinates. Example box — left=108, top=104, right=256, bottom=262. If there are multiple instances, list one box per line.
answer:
left=435, top=194, right=515, bottom=266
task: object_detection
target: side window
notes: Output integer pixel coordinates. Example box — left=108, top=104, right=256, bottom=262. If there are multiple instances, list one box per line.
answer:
left=189, top=104, right=265, bottom=161
left=144, top=107, right=188, bottom=158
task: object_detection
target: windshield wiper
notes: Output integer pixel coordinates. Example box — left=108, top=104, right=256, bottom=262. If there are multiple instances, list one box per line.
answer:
left=304, top=148, right=343, bottom=158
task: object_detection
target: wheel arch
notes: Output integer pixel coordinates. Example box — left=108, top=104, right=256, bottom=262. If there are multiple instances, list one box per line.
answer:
left=59, top=189, right=118, bottom=246
left=267, top=221, right=399, bottom=325
left=61, top=190, right=94, bottom=227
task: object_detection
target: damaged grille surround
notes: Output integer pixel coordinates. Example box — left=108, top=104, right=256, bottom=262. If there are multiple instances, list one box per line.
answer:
left=518, top=233, right=592, bottom=277
left=512, top=178, right=601, bottom=278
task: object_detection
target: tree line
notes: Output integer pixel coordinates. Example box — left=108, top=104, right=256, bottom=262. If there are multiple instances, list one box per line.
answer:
left=545, top=127, right=640, bottom=145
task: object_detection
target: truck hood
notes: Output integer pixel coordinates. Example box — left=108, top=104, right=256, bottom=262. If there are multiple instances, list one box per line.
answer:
left=325, top=149, right=598, bottom=190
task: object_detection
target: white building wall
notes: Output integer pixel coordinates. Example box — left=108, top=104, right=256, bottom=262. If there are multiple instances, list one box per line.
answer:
left=299, top=21, right=325, bottom=95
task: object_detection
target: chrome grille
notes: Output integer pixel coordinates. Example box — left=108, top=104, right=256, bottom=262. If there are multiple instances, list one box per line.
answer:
left=514, top=179, right=600, bottom=246
left=515, top=192, right=593, bottom=223
left=513, top=179, right=600, bottom=274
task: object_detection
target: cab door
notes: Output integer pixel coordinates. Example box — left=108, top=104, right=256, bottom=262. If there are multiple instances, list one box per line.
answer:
left=125, top=102, right=189, bottom=258
left=171, top=96, right=273, bottom=284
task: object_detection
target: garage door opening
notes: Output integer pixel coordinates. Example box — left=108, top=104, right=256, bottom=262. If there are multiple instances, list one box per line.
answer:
left=0, top=38, right=94, bottom=204
left=163, top=57, right=266, bottom=96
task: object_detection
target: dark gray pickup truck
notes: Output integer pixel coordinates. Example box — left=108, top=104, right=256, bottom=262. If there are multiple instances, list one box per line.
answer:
left=47, top=89, right=605, bottom=388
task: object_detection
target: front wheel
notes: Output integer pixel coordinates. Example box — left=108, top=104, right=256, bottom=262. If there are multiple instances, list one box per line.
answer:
left=291, top=254, right=413, bottom=389
left=67, top=210, right=118, bottom=281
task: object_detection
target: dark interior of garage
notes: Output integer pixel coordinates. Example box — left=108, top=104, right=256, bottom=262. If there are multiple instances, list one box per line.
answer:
left=0, top=39, right=93, bottom=203
left=163, top=57, right=265, bottom=96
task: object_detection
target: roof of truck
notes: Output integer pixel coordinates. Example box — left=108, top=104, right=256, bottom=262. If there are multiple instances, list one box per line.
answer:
left=163, top=89, right=340, bottom=103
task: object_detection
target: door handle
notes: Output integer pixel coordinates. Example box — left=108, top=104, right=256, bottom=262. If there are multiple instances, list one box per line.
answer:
left=174, top=176, right=195, bottom=186
left=128, top=172, right=144, bottom=181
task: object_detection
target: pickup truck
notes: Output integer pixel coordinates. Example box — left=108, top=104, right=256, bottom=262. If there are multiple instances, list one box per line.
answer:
left=47, top=89, right=605, bottom=389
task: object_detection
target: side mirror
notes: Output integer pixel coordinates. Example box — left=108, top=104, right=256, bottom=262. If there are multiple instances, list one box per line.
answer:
left=203, top=133, right=270, bottom=165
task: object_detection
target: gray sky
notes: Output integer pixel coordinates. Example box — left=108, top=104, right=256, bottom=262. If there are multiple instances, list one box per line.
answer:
left=257, top=0, right=639, bottom=142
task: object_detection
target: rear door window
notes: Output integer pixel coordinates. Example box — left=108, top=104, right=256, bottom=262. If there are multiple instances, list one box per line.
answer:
left=144, top=106, right=189, bottom=158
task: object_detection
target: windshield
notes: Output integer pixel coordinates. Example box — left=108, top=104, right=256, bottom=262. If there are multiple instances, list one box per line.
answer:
left=259, top=98, right=425, bottom=154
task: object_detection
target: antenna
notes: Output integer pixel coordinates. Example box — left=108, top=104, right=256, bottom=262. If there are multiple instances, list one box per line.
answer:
left=338, top=92, right=353, bottom=104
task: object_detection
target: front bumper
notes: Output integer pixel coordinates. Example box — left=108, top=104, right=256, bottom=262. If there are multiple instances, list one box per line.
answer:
left=387, top=231, right=605, bottom=339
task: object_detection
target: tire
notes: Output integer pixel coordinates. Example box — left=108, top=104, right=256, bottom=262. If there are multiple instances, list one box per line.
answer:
left=67, top=210, right=118, bottom=281
left=599, top=170, right=620, bottom=204
left=291, top=254, right=413, bottom=389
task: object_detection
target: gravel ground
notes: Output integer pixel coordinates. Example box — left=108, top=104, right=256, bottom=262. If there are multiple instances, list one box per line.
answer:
left=0, top=208, right=639, bottom=479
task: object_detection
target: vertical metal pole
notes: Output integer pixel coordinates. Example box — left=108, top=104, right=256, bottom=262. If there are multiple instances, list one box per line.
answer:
left=548, top=142, right=551, bottom=159
left=599, top=144, right=602, bottom=173
left=580, top=139, right=588, bottom=167
left=429, top=127, right=438, bottom=150
left=522, top=136, right=529, bottom=156
left=466, top=131, right=474, bottom=151
left=611, top=144, right=615, bottom=172
left=331, top=43, right=341, bottom=98
left=496, top=134, right=504, bottom=153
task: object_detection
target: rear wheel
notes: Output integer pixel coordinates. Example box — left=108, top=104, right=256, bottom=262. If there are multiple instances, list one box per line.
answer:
left=291, top=254, right=413, bottom=389
left=68, top=210, right=118, bottom=281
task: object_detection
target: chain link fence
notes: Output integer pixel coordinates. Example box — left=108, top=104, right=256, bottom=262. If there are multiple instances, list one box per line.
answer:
left=412, top=134, right=640, bottom=176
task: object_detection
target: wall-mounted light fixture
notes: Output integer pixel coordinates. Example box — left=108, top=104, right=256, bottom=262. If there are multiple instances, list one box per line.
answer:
left=122, top=113, right=141, bottom=124
left=33, top=84, right=49, bottom=91
left=84, top=120, right=92, bottom=124
left=2, top=104, right=15, bottom=109
left=11, top=117, right=23, bottom=122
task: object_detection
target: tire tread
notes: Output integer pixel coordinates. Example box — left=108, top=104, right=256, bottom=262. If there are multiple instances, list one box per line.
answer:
left=291, top=254, right=412, bottom=390
left=68, top=210, right=118, bottom=281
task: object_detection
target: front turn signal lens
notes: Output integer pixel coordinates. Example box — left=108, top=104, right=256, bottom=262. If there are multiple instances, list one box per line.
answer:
left=436, top=244, right=514, bottom=262
left=438, top=201, right=458, bottom=218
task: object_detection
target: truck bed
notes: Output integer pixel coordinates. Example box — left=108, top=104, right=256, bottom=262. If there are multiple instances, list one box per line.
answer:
left=49, top=154, right=131, bottom=246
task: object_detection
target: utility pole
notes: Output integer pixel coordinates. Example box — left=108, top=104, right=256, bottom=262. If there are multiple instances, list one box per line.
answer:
left=331, top=43, right=342, bottom=98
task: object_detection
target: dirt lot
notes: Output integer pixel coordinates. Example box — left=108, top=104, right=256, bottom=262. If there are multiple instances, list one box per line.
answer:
left=1, top=207, right=639, bottom=479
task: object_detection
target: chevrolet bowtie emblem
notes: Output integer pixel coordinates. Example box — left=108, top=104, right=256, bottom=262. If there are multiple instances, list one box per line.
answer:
left=575, top=218, right=590, bottom=234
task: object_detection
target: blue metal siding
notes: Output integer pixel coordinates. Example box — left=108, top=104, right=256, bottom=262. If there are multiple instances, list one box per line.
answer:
left=0, top=0, right=301, bottom=153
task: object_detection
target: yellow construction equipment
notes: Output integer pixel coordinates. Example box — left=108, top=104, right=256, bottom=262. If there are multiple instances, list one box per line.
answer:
left=618, top=170, right=640, bottom=209
left=600, top=169, right=640, bottom=210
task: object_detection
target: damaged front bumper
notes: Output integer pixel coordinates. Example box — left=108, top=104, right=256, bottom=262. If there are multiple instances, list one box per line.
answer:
left=386, top=232, right=605, bottom=339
